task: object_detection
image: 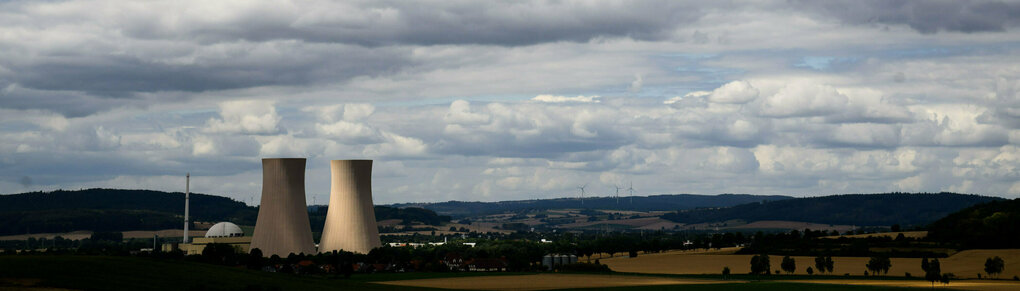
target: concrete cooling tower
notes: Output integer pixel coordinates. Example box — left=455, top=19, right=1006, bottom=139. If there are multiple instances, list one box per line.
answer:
left=250, top=158, right=317, bottom=257
left=319, top=160, right=382, bottom=254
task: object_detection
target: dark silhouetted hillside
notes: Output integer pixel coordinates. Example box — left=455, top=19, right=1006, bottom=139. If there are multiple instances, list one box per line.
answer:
left=391, top=194, right=793, bottom=217
left=0, top=188, right=454, bottom=236
left=0, top=188, right=256, bottom=235
left=661, top=193, right=1002, bottom=227
left=927, top=198, right=1020, bottom=248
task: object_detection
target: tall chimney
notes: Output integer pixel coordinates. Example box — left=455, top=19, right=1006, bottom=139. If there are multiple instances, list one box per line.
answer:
left=184, top=173, right=190, bottom=244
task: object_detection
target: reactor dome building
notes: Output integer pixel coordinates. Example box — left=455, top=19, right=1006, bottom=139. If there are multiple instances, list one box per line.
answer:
left=206, top=222, right=244, bottom=238
left=318, top=159, right=382, bottom=254
left=249, top=158, right=317, bottom=257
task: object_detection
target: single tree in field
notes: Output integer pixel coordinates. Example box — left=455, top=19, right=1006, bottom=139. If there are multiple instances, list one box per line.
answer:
left=923, top=258, right=942, bottom=287
left=750, top=254, right=771, bottom=275
left=722, top=266, right=731, bottom=278
left=985, top=256, right=1005, bottom=278
left=806, top=266, right=814, bottom=275
left=825, top=256, right=835, bottom=273
left=781, top=255, right=796, bottom=274
left=866, top=256, right=892, bottom=275
left=815, top=256, right=827, bottom=274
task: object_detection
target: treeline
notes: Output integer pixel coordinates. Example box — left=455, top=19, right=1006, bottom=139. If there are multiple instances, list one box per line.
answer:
left=927, top=198, right=1020, bottom=248
left=737, top=229, right=949, bottom=258
left=392, top=194, right=793, bottom=217
left=662, top=192, right=1000, bottom=227
left=374, top=206, right=451, bottom=225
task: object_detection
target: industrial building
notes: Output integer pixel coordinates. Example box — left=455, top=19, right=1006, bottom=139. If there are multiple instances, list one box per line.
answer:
left=249, top=158, right=317, bottom=257
left=318, top=160, right=382, bottom=254
left=163, top=222, right=251, bottom=255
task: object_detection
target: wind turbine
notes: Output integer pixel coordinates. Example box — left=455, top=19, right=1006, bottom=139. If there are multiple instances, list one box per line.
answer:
left=611, top=185, right=621, bottom=204
left=577, top=184, right=587, bottom=206
left=627, top=181, right=635, bottom=204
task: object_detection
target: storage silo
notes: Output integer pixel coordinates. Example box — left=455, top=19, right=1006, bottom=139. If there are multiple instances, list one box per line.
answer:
left=542, top=255, right=553, bottom=270
left=318, top=160, right=382, bottom=254
left=249, top=158, right=317, bottom=257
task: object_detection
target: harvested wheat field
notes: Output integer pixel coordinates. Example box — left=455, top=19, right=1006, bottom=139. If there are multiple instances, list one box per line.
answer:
left=602, top=249, right=1020, bottom=279
left=941, top=249, right=1020, bottom=279
left=787, top=279, right=1020, bottom=291
left=375, top=273, right=735, bottom=290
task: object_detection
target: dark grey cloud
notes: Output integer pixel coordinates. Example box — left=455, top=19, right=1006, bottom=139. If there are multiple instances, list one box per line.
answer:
left=0, top=84, right=147, bottom=117
left=0, top=43, right=411, bottom=116
left=796, top=0, right=1020, bottom=34
left=118, top=1, right=708, bottom=47
left=3, top=45, right=410, bottom=93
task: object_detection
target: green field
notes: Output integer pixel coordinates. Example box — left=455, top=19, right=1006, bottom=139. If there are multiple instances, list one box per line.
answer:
left=0, top=255, right=932, bottom=290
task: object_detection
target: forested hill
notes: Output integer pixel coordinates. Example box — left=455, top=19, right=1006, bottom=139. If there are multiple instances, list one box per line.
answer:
left=391, top=194, right=793, bottom=217
left=661, top=192, right=1002, bottom=227
left=0, top=189, right=256, bottom=220
left=927, top=198, right=1020, bottom=248
left=0, top=189, right=258, bottom=236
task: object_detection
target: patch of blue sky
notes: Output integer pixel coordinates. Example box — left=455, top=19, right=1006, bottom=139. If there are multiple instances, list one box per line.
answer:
left=656, top=53, right=720, bottom=61
left=794, top=56, right=861, bottom=71
left=876, top=43, right=1020, bottom=60
left=0, top=121, right=43, bottom=132
left=674, top=66, right=745, bottom=86
left=372, top=94, right=536, bottom=107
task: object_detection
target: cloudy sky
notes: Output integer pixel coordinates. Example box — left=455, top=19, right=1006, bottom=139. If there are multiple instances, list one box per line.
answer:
left=1, top=0, right=1019, bottom=204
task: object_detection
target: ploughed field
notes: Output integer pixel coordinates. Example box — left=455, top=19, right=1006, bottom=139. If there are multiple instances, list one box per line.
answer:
left=601, top=249, right=1020, bottom=279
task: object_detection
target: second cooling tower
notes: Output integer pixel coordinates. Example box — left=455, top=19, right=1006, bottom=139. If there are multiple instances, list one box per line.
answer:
left=250, top=158, right=317, bottom=257
left=319, top=160, right=381, bottom=254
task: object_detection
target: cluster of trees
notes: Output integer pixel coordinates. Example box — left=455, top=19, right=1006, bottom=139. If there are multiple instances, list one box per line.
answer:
left=0, top=232, right=157, bottom=256
left=814, top=256, right=835, bottom=274
left=921, top=257, right=952, bottom=286
left=985, top=256, right=1005, bottom=278
left=865, top=256, right=891, bottom=275
left=749, top=254, right=770, bottom=275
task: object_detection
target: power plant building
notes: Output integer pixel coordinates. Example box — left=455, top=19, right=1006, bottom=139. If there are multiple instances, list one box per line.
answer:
left=163, top=222, right=251, bottom=255
left=319, top=160, right=382, bottom=254
left=249, top=158, right=317, bottom=257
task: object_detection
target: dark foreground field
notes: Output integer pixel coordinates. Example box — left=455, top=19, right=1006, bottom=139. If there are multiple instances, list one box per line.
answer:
left=0, top=255, right=928, bottom=290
